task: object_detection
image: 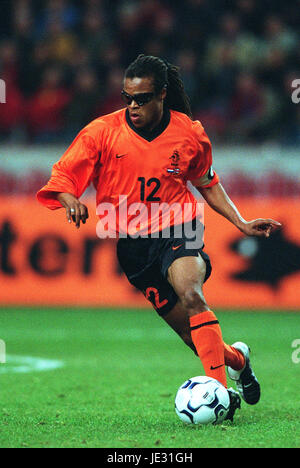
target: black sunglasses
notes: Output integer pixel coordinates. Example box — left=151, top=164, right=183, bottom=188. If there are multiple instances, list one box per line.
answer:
left=121, top=90, right=155, bottom=107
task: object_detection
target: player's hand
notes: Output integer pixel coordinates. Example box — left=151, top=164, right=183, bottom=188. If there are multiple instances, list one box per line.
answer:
left=239, top=218, right=282, bottom=238
left=56, top=192, right=89, bottom=229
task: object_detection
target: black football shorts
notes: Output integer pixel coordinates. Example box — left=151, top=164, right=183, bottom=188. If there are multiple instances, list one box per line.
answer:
left=116, top=219, right=212, bottom=316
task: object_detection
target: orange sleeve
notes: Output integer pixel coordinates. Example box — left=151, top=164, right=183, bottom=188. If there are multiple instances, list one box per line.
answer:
left=186, top=121, right=219, bottom=188
left=36, top=128, right=100, bottom=209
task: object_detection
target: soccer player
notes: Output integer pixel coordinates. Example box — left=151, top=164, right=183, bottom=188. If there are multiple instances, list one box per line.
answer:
left=37, top=55, right=281, bottom=421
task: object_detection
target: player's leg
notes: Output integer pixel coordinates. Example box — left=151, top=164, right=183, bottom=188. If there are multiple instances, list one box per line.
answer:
left=162, top=254, right=243, bottom=420
left=163, top=292, right=247, bottom=371
left=162, top=300, right=197, bottom=354
left=164, top=255, right=260, bottom=405
left=166, top=254, right=245, bottom=388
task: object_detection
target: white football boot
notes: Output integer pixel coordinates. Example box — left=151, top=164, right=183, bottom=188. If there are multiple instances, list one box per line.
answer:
left=227, top=342, right=261, bottom=405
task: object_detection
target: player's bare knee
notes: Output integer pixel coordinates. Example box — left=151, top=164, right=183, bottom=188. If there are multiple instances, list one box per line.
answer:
left=182, top=287, right=208, bottom=313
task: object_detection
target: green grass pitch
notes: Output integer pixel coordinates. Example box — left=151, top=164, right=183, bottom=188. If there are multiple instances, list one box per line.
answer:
left=0, top=307, right=299, bottom=448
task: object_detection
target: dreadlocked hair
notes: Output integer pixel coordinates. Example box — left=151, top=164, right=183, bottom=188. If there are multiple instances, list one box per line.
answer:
left=125, top=54, right=192, bottom=119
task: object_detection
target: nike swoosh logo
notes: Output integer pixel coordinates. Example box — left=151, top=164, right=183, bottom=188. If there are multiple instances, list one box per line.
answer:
left=243, top=383, right=253, bottom=388
left=210, top=364, right=224, bottom=370
left=116, top=154, right=127, bottom=159
left=207, top=166, right=214, bottom=180
left=172, top=244, right=183, bottom=251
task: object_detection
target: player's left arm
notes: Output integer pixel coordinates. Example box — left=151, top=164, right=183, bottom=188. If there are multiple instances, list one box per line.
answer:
left=196, top=181, right=281, bottom=238
left=188, top=122, right=281, bottom=238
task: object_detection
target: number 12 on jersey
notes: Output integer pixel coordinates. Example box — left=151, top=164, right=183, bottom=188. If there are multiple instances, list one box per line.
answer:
left=137, top=177, right=161, bottom=202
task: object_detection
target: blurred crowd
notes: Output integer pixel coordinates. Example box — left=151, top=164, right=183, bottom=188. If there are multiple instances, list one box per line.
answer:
left=0, top=0, right=300, bottom=146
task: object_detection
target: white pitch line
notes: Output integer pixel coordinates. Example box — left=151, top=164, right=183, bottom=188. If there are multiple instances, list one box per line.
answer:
left=0, top=355, right=64, bottom=374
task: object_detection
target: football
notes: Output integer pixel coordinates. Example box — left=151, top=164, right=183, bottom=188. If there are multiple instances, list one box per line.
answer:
left=175, top=376, right=230, bottom=425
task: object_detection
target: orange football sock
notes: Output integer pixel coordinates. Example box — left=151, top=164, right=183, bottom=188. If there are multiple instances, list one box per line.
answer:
left=223, top=344, right=245, bottom=371
left=190, top=311, right=227, bottom=388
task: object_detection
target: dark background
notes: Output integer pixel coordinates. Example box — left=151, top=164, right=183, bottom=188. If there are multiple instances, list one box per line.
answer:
left=1, top=0, right=300, bottom=146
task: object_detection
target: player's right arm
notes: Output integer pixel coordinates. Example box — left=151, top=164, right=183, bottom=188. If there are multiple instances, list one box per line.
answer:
left=56, top=192, right=89, bottom=229
left=37, top=125, right=101, bottom=228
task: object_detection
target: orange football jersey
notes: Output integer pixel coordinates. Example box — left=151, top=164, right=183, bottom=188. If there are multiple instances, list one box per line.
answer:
left=37, top=108, right=219, bottom=235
